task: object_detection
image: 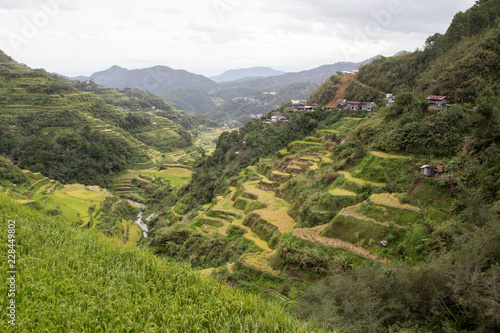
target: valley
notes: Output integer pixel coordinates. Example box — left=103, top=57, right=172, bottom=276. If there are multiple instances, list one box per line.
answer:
left=1, top=1, right=499, bottom=331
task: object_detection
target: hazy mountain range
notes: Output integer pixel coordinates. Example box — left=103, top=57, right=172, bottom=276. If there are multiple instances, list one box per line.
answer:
left=210, top=67, right=286, bottom=82
left=70, top=54, right=394, bottom=117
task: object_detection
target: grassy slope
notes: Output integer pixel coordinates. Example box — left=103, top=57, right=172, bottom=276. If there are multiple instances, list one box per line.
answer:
left=0, top=195, right=326, bottom=332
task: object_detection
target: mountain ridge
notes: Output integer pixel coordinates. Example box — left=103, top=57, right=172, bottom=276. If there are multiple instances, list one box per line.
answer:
left=211, top=67, right=286, bottom=83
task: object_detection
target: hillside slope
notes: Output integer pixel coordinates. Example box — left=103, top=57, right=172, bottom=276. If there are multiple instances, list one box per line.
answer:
left=143, top=34, right=500, bottom=330
left=0, top=50, right=198, bottom=187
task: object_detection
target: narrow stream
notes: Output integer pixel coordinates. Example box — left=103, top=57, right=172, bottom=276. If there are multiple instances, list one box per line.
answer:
left=125, top=199, right=156, bottom=238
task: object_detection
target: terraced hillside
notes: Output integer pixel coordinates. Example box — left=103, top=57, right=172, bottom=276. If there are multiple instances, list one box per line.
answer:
left=0, top=166, right=145, bottom=246
left=151, top=113, right=456, bottom=303
left=0, top=50, right=200, bottom=187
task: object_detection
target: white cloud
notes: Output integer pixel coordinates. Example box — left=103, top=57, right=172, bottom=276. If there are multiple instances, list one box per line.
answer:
left=0, top=0, right=478, bottom=77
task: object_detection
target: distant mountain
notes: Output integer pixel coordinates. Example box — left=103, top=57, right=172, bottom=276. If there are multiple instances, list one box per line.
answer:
left=214, top=57, right=379, bottom=101
left=87, top=65, right=129, bottom=87
left=211, top=67, right=285, bottom=83
left=72, top=65, right=218, bottom=95
left=70, top=55, right=380, bottom=116
left=393, top=50, right=408, bottom=56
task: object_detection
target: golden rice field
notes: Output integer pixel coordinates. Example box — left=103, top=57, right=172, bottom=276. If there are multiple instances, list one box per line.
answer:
left=243, top=181, right=297, bottom=233
left=239, top=250, right=281, bottom=276
left=369, top=193, right=420, bottom=211
left=233, top=218, right=272, bottom=251
left=338, top=171, right=386, bottom=187
left=329, top=188, right=358, bottom=197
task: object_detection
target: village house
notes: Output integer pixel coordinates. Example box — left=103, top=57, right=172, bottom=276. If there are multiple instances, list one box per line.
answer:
left=361, top=102, right=377, bottom=111
left=420, top=164, right=444, bottom=177
left=271, top=112, right=285, bottom=122
left=289, top=100, right=308, bottom=111
left=323, top=99, right=375, bottom=111
left=386, top=94, right=395, bottom=106
left=427, top=95, right=448, bottom=110
left=340, top=100, right=376, bottom=112
left=341, top=70, right=358, bottom=76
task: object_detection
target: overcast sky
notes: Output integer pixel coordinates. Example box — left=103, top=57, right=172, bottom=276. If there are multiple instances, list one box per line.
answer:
left=0, top=0, right=477, bottom=77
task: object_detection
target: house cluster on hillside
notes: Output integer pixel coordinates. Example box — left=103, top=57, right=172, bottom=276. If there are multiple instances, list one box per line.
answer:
left=232, top=97, right=260, bottom=104
left=385, top=94, right=449, bottom=110
left=324, top=99, right=376, bottom=112
left=262, top=112, right=289, bottom=125
left=341, top=70, right=358, bottom=76
left=288, top=100, right=319, bottom=111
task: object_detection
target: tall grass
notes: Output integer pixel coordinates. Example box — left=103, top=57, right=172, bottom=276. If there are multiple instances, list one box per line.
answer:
left=0, top=195, right=327, bottom=332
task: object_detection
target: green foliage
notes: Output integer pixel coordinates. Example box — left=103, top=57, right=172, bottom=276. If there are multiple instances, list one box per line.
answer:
left=358, top=1, right=500, bottom=103
left=418, top=25, right=500, bottom=103
left=357, top=202, right=421, bottom=227
left=273, top=233, right=365, bottom=275
left=0, top=156, right=26, bottom=185
left=119, top=112, right=151, bottom=132
left=242, top=214, right=281, bottom=249
left=321, top=214, right=391, bottom=246
left=297, top=222, right=500, bottom=332
left=3, top=125, right=136, bottom=188
left=357, top=51, right=429, bottom=93
left=349, top=152, right=415, bottom=191
left=373, top=93, right=474, bottom=156
left=150, top=227, right=256, bottom=269
left=343, top=80, right=383, bottom=103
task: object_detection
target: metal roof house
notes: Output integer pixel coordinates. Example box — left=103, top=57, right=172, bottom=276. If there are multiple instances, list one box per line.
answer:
left=427, top=95, right=448, bottom=111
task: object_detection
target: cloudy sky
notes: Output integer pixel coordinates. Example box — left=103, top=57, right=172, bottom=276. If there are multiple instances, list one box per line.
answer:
left=0, top=0, right=477, bottom=77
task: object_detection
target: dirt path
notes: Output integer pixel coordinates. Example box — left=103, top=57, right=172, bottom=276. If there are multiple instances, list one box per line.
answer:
left=293, top=225, right=388, bottom=264
left=339, top=203, right=405, bottom=229
left=326, top=74, right=387, bottom=107
left=408, top=179, right=424, bottom=200
left=334, top=74, right=355, bottom=101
